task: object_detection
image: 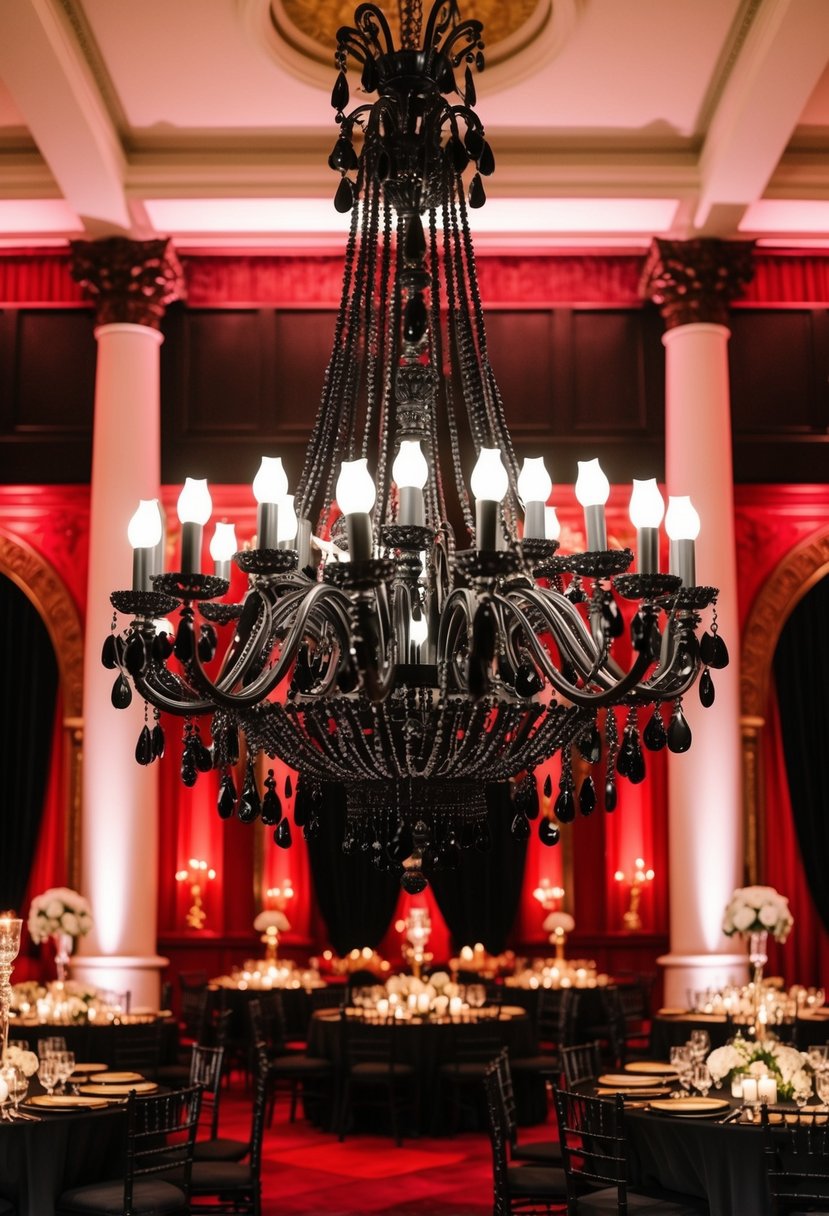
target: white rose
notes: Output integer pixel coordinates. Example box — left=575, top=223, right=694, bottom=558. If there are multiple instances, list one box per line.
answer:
left=759, top=903, right=780, bottom=928
left=45, top=900, right=63, bottom=921
left=791, top=1069, right=813, bottom=1102
left=706, top=1046, right=741, bottom=1083
left=733, top=905, right=756, bottom=932
left=429, top=971, right=450, bottom=991
left=60, top=912, right=79, bottom=935
left=773, top=1046, right=803, bottom=1084
left=748, top=1060, right=767, bottom=1078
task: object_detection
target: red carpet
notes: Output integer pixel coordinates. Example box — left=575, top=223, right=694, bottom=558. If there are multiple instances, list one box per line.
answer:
left=217, top=1079, right=558, bottom=1214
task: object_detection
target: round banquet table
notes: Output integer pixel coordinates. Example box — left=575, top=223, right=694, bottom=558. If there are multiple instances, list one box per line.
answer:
left=308, top=1005, right=543, bottom=1129
left=7, top=1017, right=178, bottom=1067
left=650, top=1011, right=829, bottom=1058
left=0, top=1098, right=127, bottom=1216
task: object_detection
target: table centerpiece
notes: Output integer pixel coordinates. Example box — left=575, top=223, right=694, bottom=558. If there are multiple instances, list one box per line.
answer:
left=27, top=887, right=93, bottom=982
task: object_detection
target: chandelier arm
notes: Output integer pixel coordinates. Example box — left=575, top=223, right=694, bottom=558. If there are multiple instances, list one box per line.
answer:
left=354, top=4, right=396, bottom=56
left=503, top=587, right=611, bottom=681
left=441, top=19, right=484, bottom=67
left=423, top=0, right=461, bottom=50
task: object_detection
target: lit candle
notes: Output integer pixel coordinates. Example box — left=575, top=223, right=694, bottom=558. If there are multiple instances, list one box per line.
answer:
left=417, top=992, right=431, bottom=1014
left=518, top=457, right=552, bottom=540
left=393, top=439, right=429, bottom=526
left=758, top=1076, right=777, bottom=1104
left=409, top=610, right=428, bottom=662
left=253, top=457, right=288, bottom=551
left=730, top=1076, right=743, bottom=1098
left=209, top=521, right=237, bottom=581
left=449, top=996, right=463, bottom=1016
left=575, top=458, right=610, bottom=551
left=470, top=447, right=509, bottom=550
left=277, top=495, right=299, bottom=550
left=336, top=458, right=377, bottom=561
left=665, top=495, right=701, bottom=587
left=628, top=478, right=665, bottom=574
left=544, top=506, right=561, bottom=542
left=741, top=1077, right=758, bottom=1104
left=177, top=478, right=212, bottom=574
left=127, top=499, right=163, bottom=591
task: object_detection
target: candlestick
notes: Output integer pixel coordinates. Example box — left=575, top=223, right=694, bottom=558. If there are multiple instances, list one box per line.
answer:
left=336, top=459, right=377, bottom=561
left=393, top=439, right=429, bottom=526
left=665, top=495, right=700, bottom=587
left=471, top=447, right=509, bottom=551
left=629, top=479, right=664, bottom=574
left=253, top=457, right=288, bottom=550
left=575, top=458, right=610, bottom=551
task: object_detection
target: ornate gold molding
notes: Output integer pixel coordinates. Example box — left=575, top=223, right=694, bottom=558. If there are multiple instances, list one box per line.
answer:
left=0, top=532, right=84, bottom=889
left=69, top=237, right=185, bottom=329
left=640, top=238, right=755, bottom=328
left=740, top=528, right=829, bottom=881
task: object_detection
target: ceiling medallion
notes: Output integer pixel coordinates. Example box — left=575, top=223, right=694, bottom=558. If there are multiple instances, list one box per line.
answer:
left=109, top=0, right=725, bottom=893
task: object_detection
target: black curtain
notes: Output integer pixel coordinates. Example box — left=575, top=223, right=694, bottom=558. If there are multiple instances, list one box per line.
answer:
left=430, top=784, right=527, bottom=954
left=0, top=575, right=59, bottom=911
left=306, top=784, right=401, bottom=954
left=774, top=574, right=829, bottom=934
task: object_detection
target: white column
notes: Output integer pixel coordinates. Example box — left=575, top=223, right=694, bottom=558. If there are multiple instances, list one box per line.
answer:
left=75, top=322, right=167, bottom=1008
left=657, top=321, right=745, bottom=1005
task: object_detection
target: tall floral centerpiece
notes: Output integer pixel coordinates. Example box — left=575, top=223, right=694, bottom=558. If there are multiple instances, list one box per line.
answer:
left=27, top=888, right=93, bottom=982
left=722, top=886, right=793, bottom=986
left=707, top=1035, right=811, bottom=1103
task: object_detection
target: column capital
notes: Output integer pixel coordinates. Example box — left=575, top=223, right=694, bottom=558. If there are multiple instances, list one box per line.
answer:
left=640, top=237, right=755, bottom=329
left=69, top=236, right=185, bottom=329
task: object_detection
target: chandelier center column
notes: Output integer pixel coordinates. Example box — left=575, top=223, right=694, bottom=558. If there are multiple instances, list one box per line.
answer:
left=70, top=237, right=184, bottom=1007
left=641, top=238, right=753, bottom=1006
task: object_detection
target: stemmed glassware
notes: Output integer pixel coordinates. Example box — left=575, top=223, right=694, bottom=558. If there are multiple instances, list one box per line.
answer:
left=54, top=1051, right=76, bottom=1094
left=38, top=1057, right=59, bottom=1097
left=6, top=1066, right=28, bottom=1117
left=692, top=1063, right=712, bottom=1097
left=689, top=1030, right=710, bottom=1062
left=670, top=1045, right=693, bottom=1097
left=816, top=1070, right=829, bottom=1111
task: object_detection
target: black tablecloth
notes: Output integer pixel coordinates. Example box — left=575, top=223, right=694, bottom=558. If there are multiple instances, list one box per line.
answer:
left=8, top=1019, right=178, bottom=1066
left=0, top=1104, right=126, bottom=1216
left=651, top=1013, right=828, bottom=1058
left=308, top=1006, right=542, bottom=1129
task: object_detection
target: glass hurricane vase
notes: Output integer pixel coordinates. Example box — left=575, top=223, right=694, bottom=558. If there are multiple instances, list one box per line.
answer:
left=748, top=929, right=769, bottom=986
left=52, top=932, right=74, bottom=984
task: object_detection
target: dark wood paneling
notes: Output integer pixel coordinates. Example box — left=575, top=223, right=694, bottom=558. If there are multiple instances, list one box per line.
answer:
left=485, top=311, right=554, bottom=431
left=730, top=310, right=824, bottom=433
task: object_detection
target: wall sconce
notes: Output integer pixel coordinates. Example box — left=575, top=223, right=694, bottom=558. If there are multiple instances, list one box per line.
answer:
left=533, top=880, right=565, bottom=912
left=175, top=858, right=216, bottom=930
left=266, top=881, right=294, bottom=910
left=614, top=858, right=654, bottom=932
left=253, top=909, right=291, bottom=963
left=543, top=911, right=575, bottom=961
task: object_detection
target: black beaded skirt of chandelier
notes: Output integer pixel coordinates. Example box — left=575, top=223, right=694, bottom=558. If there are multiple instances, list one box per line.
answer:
left=105, top=0, right=727, bottom=892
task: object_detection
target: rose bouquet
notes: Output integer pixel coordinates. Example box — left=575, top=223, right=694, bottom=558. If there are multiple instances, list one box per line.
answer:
left=722, top=886, right=793, bottom=943
left=707, top=1035, right=811, bottom=1102
left=27, top=887, right=93, bottom=943
left=4, top=1044, right=38, bottom=1077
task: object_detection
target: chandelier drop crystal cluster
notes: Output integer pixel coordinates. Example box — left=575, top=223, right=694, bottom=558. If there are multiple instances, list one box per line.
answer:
left=105, top=0, right=727, bottom=892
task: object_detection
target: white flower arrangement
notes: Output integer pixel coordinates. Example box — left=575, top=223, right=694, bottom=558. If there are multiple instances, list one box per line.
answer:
left=543, top=911, right=575, bottom=935
left=722, top=886, right=793, bottom=943
left=707, top=1035, right=812, bottom=1101
left=27, top=887, right=93, bottom=944
left=4, top=1045, right=38, bottom=1077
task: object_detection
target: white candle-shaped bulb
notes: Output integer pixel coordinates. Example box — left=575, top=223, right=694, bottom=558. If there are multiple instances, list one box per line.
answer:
left=544, top=506, right=561, bottom=542
left=277, top=495, right=299, bottom=545
left=393, top=439, right=429, bottom=525
left=471, top=447, right=509, bottom=550
left=575, top=458, right=610, bottom=551
left=253, top=457, right=288, bottom=550
left=128, top=499, right=163, bottom=592
left=666, top=495, right=701, bottom=587
left=209, top=521, right=237, bottom=581
left=410, top=612, right=428, bottom=649
left=176, top=479, right=212, bottom=575
left=518, top=457, right=552, bottom=540
left=630, top=478, right=664, bottom=575
left=336, top=458, right=376, bottom=561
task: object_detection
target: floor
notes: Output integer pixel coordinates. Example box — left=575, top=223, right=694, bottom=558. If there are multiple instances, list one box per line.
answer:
left=218, top=1077, right=559, bottom=1215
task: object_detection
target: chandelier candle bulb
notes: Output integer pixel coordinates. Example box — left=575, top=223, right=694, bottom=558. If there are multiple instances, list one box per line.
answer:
left=629, top=479, right=665, bottom=574
left=575, top=459, right=610, bottom=551
left=336, top=458, right=377, bottom=561
left=296, top=517, right=313, bottom=569
left=544, top=506, right=561, bottom=542
left=127, top=499, right=163, bottom=591
left=209, top=521, right=237, bottom=581
left=470, top=447, right=509, bottom=550
left=518, top=458, right=552, bottom=540
left=252, top=457, right=288, bottom=551
left=277, top=495, right=299, bottom=549
left=177, top=478, right=212, bottom=575
left=666, top=495, right=701, bottom=586
left=393, top=439, right=429, bottom=526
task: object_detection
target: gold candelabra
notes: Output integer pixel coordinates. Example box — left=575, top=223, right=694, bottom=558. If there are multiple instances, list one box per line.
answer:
left=175, top=858, right=216, bottom=930
left=614, top=858, right=654, bottom=932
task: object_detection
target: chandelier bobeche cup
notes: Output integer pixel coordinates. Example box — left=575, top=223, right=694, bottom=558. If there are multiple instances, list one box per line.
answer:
left=106, top=0, right=727, bottom=891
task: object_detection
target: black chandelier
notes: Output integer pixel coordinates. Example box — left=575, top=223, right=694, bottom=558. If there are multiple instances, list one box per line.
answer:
left=106, top=0, right=727, bottom=892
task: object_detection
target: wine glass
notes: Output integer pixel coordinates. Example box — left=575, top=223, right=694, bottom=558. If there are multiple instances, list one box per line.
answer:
left=7, top=1066, right=28, bottom=1117
left=670, top=1045, right=692, bottom=1097
left=807, top=1045, right=828, bottom=1073
left=38, top=1057, right=59, bottom=1097
left=692, top=1063, right=712, bottom=1097
left=816, top=1070, right=829, bottom=1110
left=689, top=1029, right=710, bottom=1062
left=55, top=1050, right=75, bottom=1094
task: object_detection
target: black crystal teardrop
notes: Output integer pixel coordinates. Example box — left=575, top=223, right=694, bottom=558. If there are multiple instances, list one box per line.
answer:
left=668, top=705, right=693, bottom=753
left=152, top=631, right=174, bottom=662
left=643, top=708, right=667, bottom=751
left=514, top=663, right=543, bottom=698
left=449, top=135, right=469, bottom=173
left=517, top=778, right=540, bottom=820
left=151, top=723, right=165, bottom=759
left=274, top=818, right=292, bottom=849
left=403, top=292, right=428, bottom=343
left=194, top=738, right=213, bottom=773
left=361, top=55, right=378, bottom=92
left=579, top=776, right=597, bottom=816
left=699, top=668, right=715, bottom=708
left=577, top=724, right=602, bottom=765
left=181, top=749, right=197, bottom=788
left=478, top=140, right=495, bottom=177
left=124, top=634, right=146, bottom=677
left=630, top=610, right=646, bottom=651
left=111, top=674, right=132, bottom=709
left=387, top=824, right=414, bottom=863
left=198, top=626, right=217, bottom=663
left=101, top=634, right=119, bottom=670
left=474, top=820, right=492, bottom=853
left=627, top=738, right=646, bottom=784
left=374, top=148, right=391, bottom=181
left=554, top=789, right=576, bottom=824
left=602, top=593, right=624, bottom=639
left=304, top=815, right=320, bottom=841
left=224, top=725, right=240, bottom=767
left=135, top=725, right=153, bottom=766
left=401, top=869, right=428, bottom=894
left=174, top=620, right=195, bottom=663
left=543, top=773, right=553, bottom=799
left=334, top=175, right=355, bottom=214
left=616, top=742, right=630, bottom=778
left=468, top=173, right=486, bottom=209
left=404, top=214, right=426, bottom=264
left=261, top=788, right=283, bottom=827
left=476, top=50, right=485, bottom=71
left=237, top=770, right=261, bottom=823
left=539, top=817, right=561, bottom=847
left=511, top=812, right=530, bottom=842
left=217, top=772, right=236, bottom=819
left=331, top=70, right=349, bottom=112
left=465, top=127, right=484, bottom=159
left=604, top=779, right=618, bottom=812
left=701, top=632, right=729, bottom=670
left=464, top=65, right=476, bottom=106
left=285, top=774, right=293, bottom=798
left=329, top=136, right=357, bottom=172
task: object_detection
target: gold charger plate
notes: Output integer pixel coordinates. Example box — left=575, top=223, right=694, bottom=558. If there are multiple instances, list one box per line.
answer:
left=71, top=1063, right=108, bottom=1075
left=599, top=1073, right=666, bottom=1088
left=597, top=1087, right=671, bottom=1098
left=625, top=1062, right=678, bottom=1076
left=25, top=1094, right=109, bottom=1110
left=649, top=1098, right=729, bottom=1117
left=91, top=1071, right=145, bottom=1084
left=79, top=1081, right=158, bottom=1096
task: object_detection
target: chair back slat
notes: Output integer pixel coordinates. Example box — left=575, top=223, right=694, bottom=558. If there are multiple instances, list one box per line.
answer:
left=124, top=1085, right=202, bottom=1214
left=762, top=1106, right=829, bottom=1211
left=561, top=1039, right=602, bottom=1089
left=190, top=1043, right=224, bottom=1141
left=554, top=1087, right=629, bottom=1208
